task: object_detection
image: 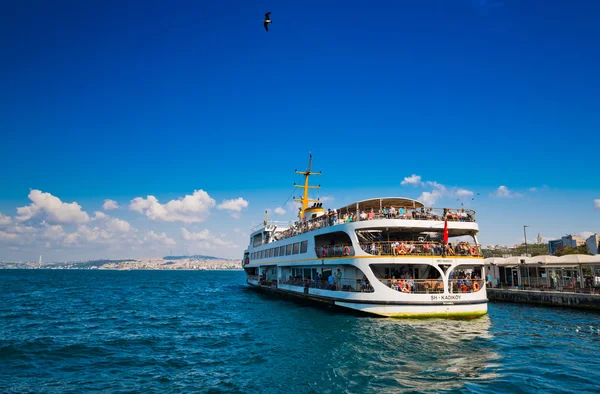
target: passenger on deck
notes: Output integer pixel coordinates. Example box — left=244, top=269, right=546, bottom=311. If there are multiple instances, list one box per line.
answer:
left=360, top=211, right=367, bottom=221
left=370, top=242, right=379, bottom=255
left=389, top=206, right=396, bottom=218
left=397, top=207, right=405, bottom=218
left=391, top=241, right=400, bottom=256
left=360, top=275, right=370, bottom=292
left=334, top=269, right=343, bottom=290
left=327, top=273, right=335, bottom=290
left=368, top=209, right=375, bottom=220
left=423, top=242, right=432, bottom=255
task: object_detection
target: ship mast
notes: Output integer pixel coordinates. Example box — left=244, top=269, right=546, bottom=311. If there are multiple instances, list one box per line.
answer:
left=293, top=153, right=321, bottom=220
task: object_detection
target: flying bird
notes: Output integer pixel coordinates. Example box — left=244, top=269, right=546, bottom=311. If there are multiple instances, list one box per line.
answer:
left=263, top=12, right=272, bottom=31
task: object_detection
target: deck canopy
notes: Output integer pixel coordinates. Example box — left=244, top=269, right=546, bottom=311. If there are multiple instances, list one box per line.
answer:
left=336, top=197, right=424, bottom=213
left=485, top=254, right=600, bottom=267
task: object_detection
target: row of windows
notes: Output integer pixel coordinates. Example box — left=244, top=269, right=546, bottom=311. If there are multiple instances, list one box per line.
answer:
left=251, top=240, right=308, bottom=260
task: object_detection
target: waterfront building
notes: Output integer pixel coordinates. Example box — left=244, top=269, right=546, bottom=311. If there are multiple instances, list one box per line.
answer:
left=586, top=234, right=600, bottom=255
left=548, top=234, right=587, bottom=254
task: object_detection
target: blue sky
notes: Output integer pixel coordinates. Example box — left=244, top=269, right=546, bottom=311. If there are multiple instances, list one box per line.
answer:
left=1, top=0, right=598, bottom=261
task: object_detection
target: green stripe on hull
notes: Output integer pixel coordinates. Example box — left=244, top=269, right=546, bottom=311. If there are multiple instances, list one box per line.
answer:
left=387, top=311, right=488, bottom=319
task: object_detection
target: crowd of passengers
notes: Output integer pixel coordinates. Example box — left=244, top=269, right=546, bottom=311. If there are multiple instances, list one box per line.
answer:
left=272, top=207, right=474, bottom=242
left=384, top=269, right=482, bottom=293
left=362, top=240, right=481, bottom=256
left=448, top=270, right=483, bottom=293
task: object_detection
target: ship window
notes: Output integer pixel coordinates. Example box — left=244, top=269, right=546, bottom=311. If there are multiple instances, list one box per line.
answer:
left=274, top=247, right=279, bottom=257
left=292, top=243, right=300, bottom=254
left=260, top=250, right=264, bottom=259
left=300, top=240, right=308, bottom=254
left=280, top=246, right=285, bottom=256
left=269, top=249, right=274, bottom=258
left=286, top=244, right=292, bottom=255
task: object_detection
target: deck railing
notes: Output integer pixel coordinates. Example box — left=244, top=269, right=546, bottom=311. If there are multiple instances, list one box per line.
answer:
left=281, top=277, right=374, bottom=293
left=314, top=244, right=355, bottom=258
left=448, top=279, right=485, bottom=293
left=313, top=242, right=483, bottom=258
left=359, top=241, right=483, bottom=257
left=378, top=278, right=445, bottom=294
left=271, top=206, right=476, bottom=243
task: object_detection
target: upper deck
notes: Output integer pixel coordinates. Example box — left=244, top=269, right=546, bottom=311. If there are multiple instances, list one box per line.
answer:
left=248, top=197, right=478, bottom=250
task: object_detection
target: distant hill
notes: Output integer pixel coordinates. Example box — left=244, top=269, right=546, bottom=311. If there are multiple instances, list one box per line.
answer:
left=162, top=255, right=228, bottom=261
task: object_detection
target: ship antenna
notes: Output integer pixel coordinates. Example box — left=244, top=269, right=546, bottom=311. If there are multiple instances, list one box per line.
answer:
left=293, top=152, right=321, bottom=220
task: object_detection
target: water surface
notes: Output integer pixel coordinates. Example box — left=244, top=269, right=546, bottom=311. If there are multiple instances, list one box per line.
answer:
left=1, top=270, right=599, bottom=393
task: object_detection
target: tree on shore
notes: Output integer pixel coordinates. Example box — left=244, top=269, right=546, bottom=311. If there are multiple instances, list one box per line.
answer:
left=554, top=245, right=590, bottom=256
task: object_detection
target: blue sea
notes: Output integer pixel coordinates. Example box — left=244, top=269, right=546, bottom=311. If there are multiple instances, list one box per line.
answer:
left=1, top=270, right=599, bottom=393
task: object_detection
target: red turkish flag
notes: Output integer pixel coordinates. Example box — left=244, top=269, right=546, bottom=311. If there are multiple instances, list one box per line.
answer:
left=443, top=218, right=449, bottom=243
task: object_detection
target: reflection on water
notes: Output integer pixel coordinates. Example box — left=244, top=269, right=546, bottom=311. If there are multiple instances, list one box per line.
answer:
left=328, top=316, right=499, bottom=393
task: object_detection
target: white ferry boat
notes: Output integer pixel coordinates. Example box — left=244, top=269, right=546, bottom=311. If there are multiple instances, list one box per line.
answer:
left=242, top=155, right=488, bottom=318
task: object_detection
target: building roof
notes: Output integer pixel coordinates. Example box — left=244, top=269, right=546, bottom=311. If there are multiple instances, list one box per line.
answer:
left=485, top=254, right=600, bottom=267
left=336, top=197, right=424, bottom=213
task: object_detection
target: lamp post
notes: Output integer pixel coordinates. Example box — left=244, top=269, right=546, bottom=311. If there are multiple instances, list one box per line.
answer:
left=523, top=225, right=529, bottom=256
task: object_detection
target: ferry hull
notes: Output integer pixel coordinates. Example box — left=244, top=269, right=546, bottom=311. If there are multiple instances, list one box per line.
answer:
left=247, top=281, right=488, bottom=319
left=334, top=300, right=488, bottom=318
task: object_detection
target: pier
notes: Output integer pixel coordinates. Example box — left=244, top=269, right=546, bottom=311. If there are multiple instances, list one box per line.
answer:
left=488, top=288, right=600, bottom=310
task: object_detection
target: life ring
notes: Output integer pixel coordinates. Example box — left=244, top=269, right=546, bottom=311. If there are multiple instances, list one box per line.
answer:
left=321, top=248, right=328, bottom=258
left=400, top=283, right=411, bottom=293
left=343, top=246, right=351, bottom=256
left=469, top=246, right=477, bottom=256
left=397, top=244, right=407, bottom=255
left=472, top=282, right=480, bottom=292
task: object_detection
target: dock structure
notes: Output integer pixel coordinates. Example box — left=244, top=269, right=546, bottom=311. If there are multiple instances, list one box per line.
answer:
left=488, top=288, right=600, bottom=310
left=485, top=254, right=600, bottom=310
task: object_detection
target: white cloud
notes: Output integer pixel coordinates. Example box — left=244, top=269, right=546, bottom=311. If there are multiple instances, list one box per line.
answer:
left=418, top=190, right=445, bottom=206
left=0, top=213, right=12, bottom=226
left=92, top=211, right=107, bottom=220
left=274, top=207, right=286, bottom=215
left=181, top=228, right=209, bottom=241
left=0, top=231, right=18, bottom=240
left=103, top=199, right=119, bottom=210
left=529, top=187, right=537, bottom=192
left=492, top=186, right=523, bottom=198
left=401, top=174, right=423, bottom=186
left=217, top=197, right=249, bottom=212
left=232, top=227, right=241, bottom=233
left=130, top=190, right=216, bottom=223
left=180, top=228, right=234, bottom=247
left=16, top=190, right=90, bottom=224
left=145, top=231, right=176, bottom=246
left=107, top=218, right=131, bottom=233
left=405, top=176, right=473, bottom=207
left=594, top=199, right=600, bottom=209
left=320, top=196, right=335, bottom=203
left=455, top=189, right=474, bottom=197
left=10, top=225, right=39, bottom=234
left=42, top=224, right=67, bottom=240
left=217, top=197, right=249, bottom=219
